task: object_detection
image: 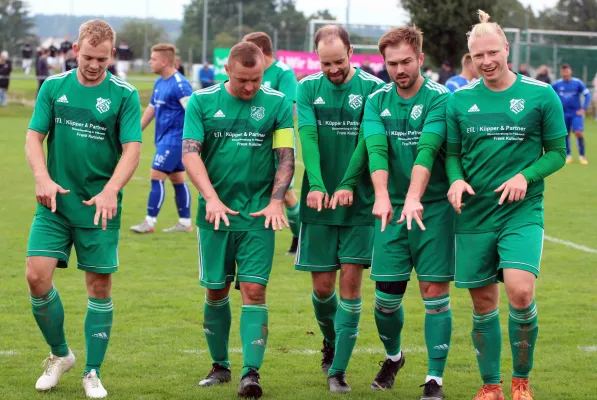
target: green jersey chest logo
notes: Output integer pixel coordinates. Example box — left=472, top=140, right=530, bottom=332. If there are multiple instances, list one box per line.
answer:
left=96, top=97, right=111, bottom=114
left=411, top=104, right=423, bottom=120
left=250, top=106, right=265, bottom=121
left=348, top=94, right=363, bottom=110
left=263, top=81, right=271, bottom=88
left=510, top=99, right=525, bottom=114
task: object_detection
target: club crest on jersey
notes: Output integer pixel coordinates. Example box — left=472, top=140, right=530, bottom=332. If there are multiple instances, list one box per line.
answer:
left=263, top=81, right=271, bottom=88
left=96, top=97, right=111, bottom=114
left=250, top=106, right=265, bottom=121
left=348, top=94, right=363, bottom=109
left=510, top=98, right=525, bottom=114
left=411, top=104, right=423, bottom=120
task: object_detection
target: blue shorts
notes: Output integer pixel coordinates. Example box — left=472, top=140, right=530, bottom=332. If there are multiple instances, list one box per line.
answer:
left=565, top=114, right=584, bottom=133
left=152, top=144, right=184, bottom=173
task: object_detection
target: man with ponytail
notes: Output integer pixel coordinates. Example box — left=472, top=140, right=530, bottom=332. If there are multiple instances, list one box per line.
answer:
left=445, top=10, right=567, bottom=400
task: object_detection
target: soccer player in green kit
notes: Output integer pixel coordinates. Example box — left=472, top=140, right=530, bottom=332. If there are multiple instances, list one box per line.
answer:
left=446, top=11, right=567, bottom=400
left=243, top=31, right=301, bottom=254
left=363, top=26, right=453, bottom=400
left=182, top=42, right=295, bottom=399
left=25, top=20, right=142, bottom=399
left=295, top=25, right=384, bottom=393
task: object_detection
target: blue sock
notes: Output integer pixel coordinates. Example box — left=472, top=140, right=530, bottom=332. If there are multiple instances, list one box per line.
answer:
left=173, top=183, right=191, bottom=219
left=147, top=179, right=165, bottom=218
left=565, top=135, right=571, bottom=156
left=578, top=137, right=585, bottom=157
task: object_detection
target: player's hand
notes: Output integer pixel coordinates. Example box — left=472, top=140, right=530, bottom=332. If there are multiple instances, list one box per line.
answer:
left=35, top=177, right=70, bottom=213
left=82, top=188, right=118, bottom=230
left=577, top=109, right=585, bottom=116
left=204, top=196, right=239, bottom=230
left=447, top=180, right=475, bottom=214
left=250, top=199, right=289, bottom=231
left=306, top=190, right=329, bottom=211
left=494, top=173, right=528, bottom=205
left=330, top=189, right=353, bottom=209
left=397, top=196, right=425, bottom=231
left=372, top=193, right=394, bottom=232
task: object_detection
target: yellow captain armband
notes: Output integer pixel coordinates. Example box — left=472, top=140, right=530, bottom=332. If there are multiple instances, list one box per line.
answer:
left=273, top=128, right=294, bottom=149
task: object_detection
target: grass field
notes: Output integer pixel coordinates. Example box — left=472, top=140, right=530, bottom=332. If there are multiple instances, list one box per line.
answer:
left=0, top=80, right=596, bottom=400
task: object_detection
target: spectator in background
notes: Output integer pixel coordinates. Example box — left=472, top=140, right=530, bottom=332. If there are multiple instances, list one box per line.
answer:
left=107, top=57, right=117, bottom=75
left=438, top=60, right=455, bottom=85
left=376, top=63, right=390, bottom=83
left=64, top=50, right=77, bottom=71
left=445, top=53, right=479, bottom=92
left=361, top=58, right=375, bottom=75
left=175, top=56, right=185, bottom=76
left=535, top=65, right=551, bottom=84
left=0, top=51, right=12, bottom=106
left=60, top=36, right=73, bottom=55
left=22, top=41, right=33, bottom=75
left=199, top=63, right=215, bottom=88
left=36, top=48, right=49, bottom=94
left=519, top=63, right=530, bottom=76
left=423, top=66, right=439, bottom=82
left=116, top=40, right=133, bottom=80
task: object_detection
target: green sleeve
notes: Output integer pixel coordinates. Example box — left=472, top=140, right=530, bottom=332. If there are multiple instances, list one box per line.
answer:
left=182, top=94, right=205, bottom=142
left=414, top=132, right=444, bottom=171
left=446, top=94, right=461, bottom=144
left=422, top=91, right=448, bottom=138
left=278, top=70, right=297, bottom=103
left=28, top=80, right=54, bottom=135
left=365, top=134, right=388, bottom=174
left=276, top=97, right=294, bottom=130
left=299, top=125, right=325, bottom=192
left=296, top=81, right=316, bottom=128
left=336, top=128, right=367, bottom=191
left=362, top=93, right=385, bottom=140
left=445, top=142, right=465, bottom=184
left=542, top=86, right=568, bottom=140
left=520, top=137, right=566, bottom=184
left=119, top=91, right=142, bottom=143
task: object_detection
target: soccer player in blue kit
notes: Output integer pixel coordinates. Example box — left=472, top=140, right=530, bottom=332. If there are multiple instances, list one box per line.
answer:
left=131, top=44, right=194, bottom=233
left=552, top=63, right=591, bottom=164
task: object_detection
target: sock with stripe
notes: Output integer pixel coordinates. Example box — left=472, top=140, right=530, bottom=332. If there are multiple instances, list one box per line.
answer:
left=240, top=304, right=268, bottom=377
left=84, top=297, right=113, bottom=378
left=31, top=286, right=68, bottom=357
left=286, top=202, right=300, bottom=238
left=424, top=294, right=452, bottom=381
left=312, top=291, right=337, bottom=348
left=509, top=300, right=538, bottom=378
left=374, top=290, right=404, bottom=358
left=565, top=135, right=571, bottom=156
left=328, top=297, right=362, bottom=375
left=472, top=309, right=502, bottom=385
left=204, top=296, right=232, bottom=369
left=147, top=179, right=164, bottom=224
left=578, top=137, right=586, bottom=157
left=173, top=182, right=191, bottom=226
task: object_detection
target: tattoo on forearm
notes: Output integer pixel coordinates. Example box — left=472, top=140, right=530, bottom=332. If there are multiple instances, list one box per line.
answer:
left=272, top=148, right=295, bottom=201
left=182, top=139, right=203, bottom=155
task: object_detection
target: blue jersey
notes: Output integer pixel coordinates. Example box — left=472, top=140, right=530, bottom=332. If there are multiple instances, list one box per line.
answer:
left=445, top=75, right=470, bottom=92
left=552, top=77, right=591, bottom=115
left=149, top=71, right=193, bottom=146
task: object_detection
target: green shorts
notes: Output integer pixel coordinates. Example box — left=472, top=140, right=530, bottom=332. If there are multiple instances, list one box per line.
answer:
left=197, top=228, right=275, bottom=289
left=455, top=223, right=544, bottom=289
left=27, top=215, right=119, bottom=274
left=371, top=200, right=455, bottom=283
left=294, top=223, right=373, bottom=272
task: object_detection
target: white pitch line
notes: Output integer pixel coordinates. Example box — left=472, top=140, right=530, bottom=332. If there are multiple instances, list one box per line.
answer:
left=0, top=350, right=20, bottom=356
left=578, top=345, right=597, bottom=353
left=182, top=346, right=426, bottom=355
left=544, top=235, right=597, bottom=254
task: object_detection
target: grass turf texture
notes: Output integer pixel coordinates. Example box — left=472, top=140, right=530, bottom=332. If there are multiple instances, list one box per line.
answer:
left=0, top=79, right=596, bottom=399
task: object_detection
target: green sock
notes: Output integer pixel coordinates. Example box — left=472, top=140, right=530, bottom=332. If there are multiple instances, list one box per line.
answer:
left=423, top=294, right=452, bottom=378
left=328, top=297, right=362, bottom=375
left=31, top=286, right=68, bottom=357
left=374, top=290, right=404, bottom=357
left=509, top=300, right=538, bottom=378
left=204, top=296, right=232, bottom=369
left=240, top=304, right=268, bottom=377
left=286, top=202, right=300, bottom=238
left=84, top=297, right=113, bottom=378
left=472, top=309, right=502, bottom=385
left=312, top=291, right=337, bottom=348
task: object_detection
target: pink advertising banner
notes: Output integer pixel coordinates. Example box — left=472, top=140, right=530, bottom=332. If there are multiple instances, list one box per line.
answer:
left=277, top=50, right=384, bottom=77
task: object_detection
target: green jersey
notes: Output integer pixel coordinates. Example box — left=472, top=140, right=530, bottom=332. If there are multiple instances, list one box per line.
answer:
left=446, top=74, right=567, bottom=233
left=297, top=68, right=385, bottom=226
left=263, top=60, right=297, bottom=103
left=363, top=78, right=450, bottom=205
left=183, top=83, right=294, bottom=231
left=28, top=69, right=142, bottom=229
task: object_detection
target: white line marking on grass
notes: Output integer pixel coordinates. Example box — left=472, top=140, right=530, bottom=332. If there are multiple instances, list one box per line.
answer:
left=182, top=346, right=425, bottom=355
left=544, top=235, right=597, bottom=254
left=578, top=345, right=597, bottom=353
left=0, top=350, right=20, bottom=356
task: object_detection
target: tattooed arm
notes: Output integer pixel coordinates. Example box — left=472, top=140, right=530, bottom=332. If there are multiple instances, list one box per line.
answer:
left=271, top=147, right=296, bottom=200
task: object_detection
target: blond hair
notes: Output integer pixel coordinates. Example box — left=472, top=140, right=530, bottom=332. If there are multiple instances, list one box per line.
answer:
left=151, top=43, right=176, bottom=65
left=467, top=10, right=508, bottom=47
left=378, top=26, right=423, bottom=58
left=78, top=20, right=115, bottom=47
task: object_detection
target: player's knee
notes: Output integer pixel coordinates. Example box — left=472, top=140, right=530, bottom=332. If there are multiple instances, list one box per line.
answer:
left=85, top=273, right=112, bottom=299
left=206, top=287, right=230, bottom=301
left=312, top=272, right=336, bottom=298
left=469, top=286, right=499, bottom=314
left=419, top=281, right=449, bottom=298
left=507, top=286, right=535, bottom=309
left=574, top=131, right=584, bottom=138
left=376, top=280, right=408, bottom=295
left=241, top=282, right=266, bottom=304
left=25, top=259, right=52, bottom=291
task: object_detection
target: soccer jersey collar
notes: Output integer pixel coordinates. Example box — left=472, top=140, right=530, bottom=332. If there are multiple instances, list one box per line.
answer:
left=479, top=73, right=522, bottom=96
